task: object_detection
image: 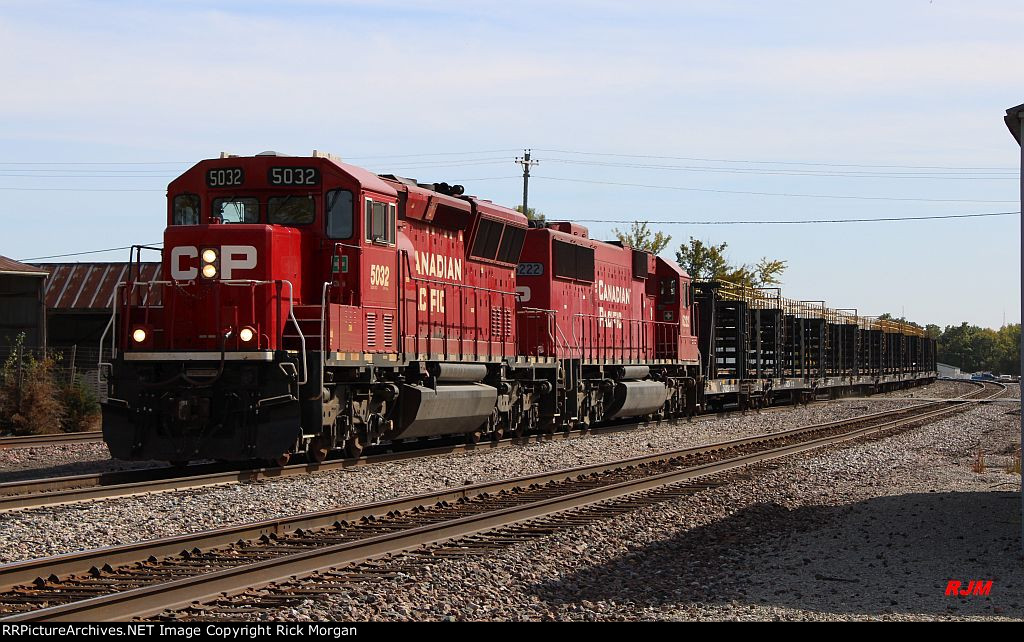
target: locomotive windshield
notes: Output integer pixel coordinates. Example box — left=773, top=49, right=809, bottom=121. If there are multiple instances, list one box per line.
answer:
left=213, top=197, right=259, bottom=224
left=268, top=195, right=315, bottom=226
left=172, top=194, right=200, bottom=225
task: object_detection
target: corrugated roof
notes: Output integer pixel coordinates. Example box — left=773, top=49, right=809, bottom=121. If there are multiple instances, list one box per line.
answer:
left=0, top=255, right=49, bottom=277
left=35, top=263, right=162, bottom=310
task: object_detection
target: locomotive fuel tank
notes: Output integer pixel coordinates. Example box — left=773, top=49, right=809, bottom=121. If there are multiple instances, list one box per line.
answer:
left=604, top=380, right=670, bottom=420
left=396, top=383, right=498, bottom=438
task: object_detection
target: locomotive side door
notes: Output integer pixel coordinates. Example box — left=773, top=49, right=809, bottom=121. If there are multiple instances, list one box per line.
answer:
left=361, top=195, right=399, bottom=354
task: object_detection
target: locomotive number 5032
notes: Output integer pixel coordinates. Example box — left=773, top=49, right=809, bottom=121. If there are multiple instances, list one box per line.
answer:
left=269, top=167, right=320, bottom=186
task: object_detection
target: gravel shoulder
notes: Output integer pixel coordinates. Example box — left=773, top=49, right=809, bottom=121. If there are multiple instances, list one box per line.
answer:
left=248, top=389, right=1022, bottom=622
left=0, top=383, right=961, bottom=564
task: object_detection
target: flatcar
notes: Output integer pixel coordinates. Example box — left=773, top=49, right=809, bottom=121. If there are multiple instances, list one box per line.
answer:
left=99, top=150, right=935, bottom=465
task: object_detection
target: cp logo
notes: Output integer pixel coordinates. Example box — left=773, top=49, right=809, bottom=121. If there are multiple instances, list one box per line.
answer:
left=170, top=245, right=257, bottom=280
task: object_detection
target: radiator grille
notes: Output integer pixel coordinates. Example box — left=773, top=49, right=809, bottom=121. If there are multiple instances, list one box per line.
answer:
left=383, top=314, right=393, bottom=348
left=366, top=313, right=376, bottom=348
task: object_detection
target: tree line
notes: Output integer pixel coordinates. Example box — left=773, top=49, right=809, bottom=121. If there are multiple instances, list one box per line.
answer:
left=926, top=322, right=1020, bottom=376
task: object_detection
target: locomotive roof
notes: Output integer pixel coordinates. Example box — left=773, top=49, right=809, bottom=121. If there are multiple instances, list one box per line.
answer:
left=381, top=176, right=528, bottom=228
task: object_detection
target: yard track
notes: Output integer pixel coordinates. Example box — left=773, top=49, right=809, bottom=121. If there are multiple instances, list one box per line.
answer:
left=0, top=381, right=1002, bottom=622
left=0, top=395, right=879, bottom=513
left=0, top=431, right=101, bottom=450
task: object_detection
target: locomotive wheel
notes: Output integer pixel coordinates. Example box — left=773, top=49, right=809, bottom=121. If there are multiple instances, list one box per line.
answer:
left=270, top=452, right=291, bottom=468
left=465, top=430, right=483, bottom=445
left=306, top=436, right=330, bottom=464
left=344, top=434, right=365, bottom=459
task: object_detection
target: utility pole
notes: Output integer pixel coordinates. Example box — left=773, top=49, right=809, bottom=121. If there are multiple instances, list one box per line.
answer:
left=516, top=149, right=539, bottom=217
left=1002, top=102, right=1024, bottom=553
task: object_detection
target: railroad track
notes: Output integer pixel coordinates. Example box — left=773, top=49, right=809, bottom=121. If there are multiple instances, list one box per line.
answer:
left=0, top=381, right=1002, bottom=622
left=0, top=431, right=101, bottom=450
left=0, top=384, right=963, bottom=513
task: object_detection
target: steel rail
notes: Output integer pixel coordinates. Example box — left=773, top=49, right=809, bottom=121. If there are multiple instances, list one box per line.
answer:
left=6, top=384, right=999, bottom=622
left=0, top=383, right=1001, bottom=621
left=0, top=431, right=102, bottom=450
left=0, top=392, right=903, bottom=512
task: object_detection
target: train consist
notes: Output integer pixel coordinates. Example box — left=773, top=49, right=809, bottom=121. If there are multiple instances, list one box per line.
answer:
left=99, top=151, right=936, bottom=464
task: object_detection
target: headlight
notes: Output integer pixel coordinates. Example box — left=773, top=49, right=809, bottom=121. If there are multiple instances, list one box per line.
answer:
left=202, top=248, right=218, bottom=263
left=202, top=263, right=217, bottom=278
left=239, top=327, right=255, bottom=342
left=132, top=328, right=147, bottom=343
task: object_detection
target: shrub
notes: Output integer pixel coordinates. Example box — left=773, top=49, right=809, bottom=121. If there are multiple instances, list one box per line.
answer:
left=60, top=375, right=101, bottom=433
left=0, top=334, right=64, bottom=435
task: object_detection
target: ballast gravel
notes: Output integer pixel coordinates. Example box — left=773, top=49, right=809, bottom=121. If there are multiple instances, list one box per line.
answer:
left=0, top=380, right=972, bottom=564
left=247, top=388, right=1022, bottom=622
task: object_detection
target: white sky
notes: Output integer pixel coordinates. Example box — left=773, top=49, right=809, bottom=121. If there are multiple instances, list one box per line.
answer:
left=1, top=0, right=1021, bottom=329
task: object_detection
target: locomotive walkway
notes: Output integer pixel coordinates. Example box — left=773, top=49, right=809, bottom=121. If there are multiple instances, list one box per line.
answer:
left=0, top=382, right=1004, bottom=621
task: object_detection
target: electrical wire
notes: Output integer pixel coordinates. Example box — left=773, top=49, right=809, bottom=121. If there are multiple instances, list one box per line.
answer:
left=20, top=244, right=163, bottom=261
left=571, top=211, right=1020, bottom=225
left=533, top=175, right=1018, bottom=203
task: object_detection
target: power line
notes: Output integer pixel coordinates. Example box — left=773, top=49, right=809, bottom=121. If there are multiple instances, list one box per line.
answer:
left=0, top=148, right=1013, bottom=171
left=17, top=210, right=1016, bottom=262
left=345, top=149, right=521, bottom=160
left=534, top=175, right=1018, bottom=204
left=534, top=148, right=1018, bottom=172
left=542, top=157, right=1016, bottom=180
left=572, top=211, right=1020, bottom=225
left=0, top=161, right=189, bottom=165
left=0, top=174, right=176, bottom=179
left=0, top=187, right=164, bottom=192
left=20, top=244, right=163, bottom=261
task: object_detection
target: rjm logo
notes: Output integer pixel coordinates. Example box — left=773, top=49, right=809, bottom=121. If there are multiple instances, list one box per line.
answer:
left=171, top=245, right=257, bottom=280
left=945, top=580, right=993, bottom=597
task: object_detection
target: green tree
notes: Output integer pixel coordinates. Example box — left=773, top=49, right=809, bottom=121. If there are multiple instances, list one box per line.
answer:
left=938, top=322, right=999, bottom=373
left=613, top=221, right=672, bottom=255
left=675, top=238, right=730, bottom=281
left=514, top=205, right=545, bottom=224
left=994, top=324, right=1021, bottom=374
left=675, top=237, right=787, bottom=287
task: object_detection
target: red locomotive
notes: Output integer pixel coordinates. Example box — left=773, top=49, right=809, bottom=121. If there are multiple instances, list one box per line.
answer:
left=101, top=151, right=702, bottom=464
left=101, top=151, right=936, bottom=464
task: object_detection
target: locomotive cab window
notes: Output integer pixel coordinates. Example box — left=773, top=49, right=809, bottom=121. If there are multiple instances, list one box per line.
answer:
left=364, top=199, right=395, bottom=245
left=326, top=189, right=353, bottom=239
left=212, top=197, right=259, bottom=224
left=268, top=195, right=315, bottom=226
left=172, top=194, right=200, bottom=225
left=660, top=278, right=678, bottom=303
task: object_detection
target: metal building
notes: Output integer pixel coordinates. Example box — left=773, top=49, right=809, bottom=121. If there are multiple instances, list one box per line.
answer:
left=34, top=262, right=162, bottom=349
left=0, top=256, right=49, bottom=350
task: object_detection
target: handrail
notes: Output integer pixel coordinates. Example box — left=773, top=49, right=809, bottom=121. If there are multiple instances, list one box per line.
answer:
left=221, top=279, right=306, bottom=385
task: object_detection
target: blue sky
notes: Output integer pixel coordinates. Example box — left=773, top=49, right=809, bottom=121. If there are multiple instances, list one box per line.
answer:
left=1, top=0, right=1020, bottom=329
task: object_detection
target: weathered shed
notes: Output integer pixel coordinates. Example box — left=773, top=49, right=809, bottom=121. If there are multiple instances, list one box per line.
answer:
left=0, top=256, right=49, bottom=350
left=34, top=262, right=162, bottom=348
